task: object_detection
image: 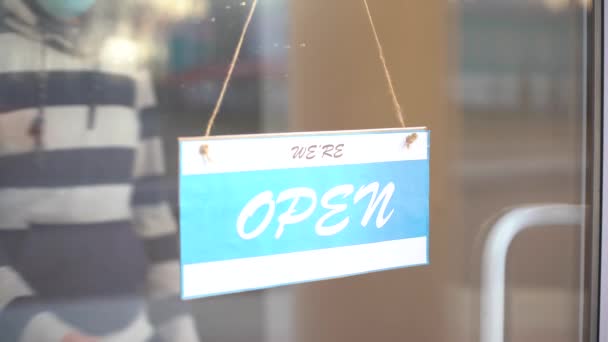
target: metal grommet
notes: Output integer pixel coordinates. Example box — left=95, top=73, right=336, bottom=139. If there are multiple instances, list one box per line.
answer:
left=200, top=144, right=209, bottom=156
left=200, top=144, right=211, bottom=163
left=405, top=133, right=418, bottom=149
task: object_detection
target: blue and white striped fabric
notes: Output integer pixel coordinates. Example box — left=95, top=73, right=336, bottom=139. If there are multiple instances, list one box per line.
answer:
left=0, top=1, right=198, bottom=341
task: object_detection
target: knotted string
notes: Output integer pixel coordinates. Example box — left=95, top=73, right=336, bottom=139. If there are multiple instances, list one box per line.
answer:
left=202, top=0, right=409, bottom=156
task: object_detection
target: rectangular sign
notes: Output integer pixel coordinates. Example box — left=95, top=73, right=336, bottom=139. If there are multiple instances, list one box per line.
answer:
left=179, top=128, right=430, bottom=299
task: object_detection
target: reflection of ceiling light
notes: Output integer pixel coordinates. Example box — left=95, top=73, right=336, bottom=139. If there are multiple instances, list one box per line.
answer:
left=149, top=0, right=209, bottom=19
left=543, top=0, right=570, bottom=12
left=100, top=37, right=140, bottom=66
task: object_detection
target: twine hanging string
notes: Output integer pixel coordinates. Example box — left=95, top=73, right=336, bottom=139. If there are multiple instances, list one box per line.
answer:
left=362, top=0, right=406, bottom=128
left=204, top=0, right=259, bottom=137
left=203, top=0, right=406, bottom=147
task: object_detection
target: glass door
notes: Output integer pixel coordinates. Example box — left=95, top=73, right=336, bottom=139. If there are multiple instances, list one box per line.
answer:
left=0, top=1, right=598, bottom=341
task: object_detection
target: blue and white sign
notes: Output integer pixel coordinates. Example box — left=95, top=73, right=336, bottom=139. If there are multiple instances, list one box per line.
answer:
left=179, top=128, right=430, bottom=299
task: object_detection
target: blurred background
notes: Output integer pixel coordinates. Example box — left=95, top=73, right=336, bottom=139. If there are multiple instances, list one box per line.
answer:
left=98, top=0, right=590, bottom=341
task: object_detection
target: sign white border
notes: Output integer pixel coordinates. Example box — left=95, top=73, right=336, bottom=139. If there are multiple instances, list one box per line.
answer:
left=180, top=128, right=428, bottom=175
left=182, top=236, right=427, bottom=299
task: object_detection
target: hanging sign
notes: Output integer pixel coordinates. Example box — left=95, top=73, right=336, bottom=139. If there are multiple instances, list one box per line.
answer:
left=179, top=128, right=430, bottom=299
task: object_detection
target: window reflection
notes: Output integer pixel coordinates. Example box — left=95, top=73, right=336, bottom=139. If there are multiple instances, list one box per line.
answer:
left=0, top=0, right=281, bottom=341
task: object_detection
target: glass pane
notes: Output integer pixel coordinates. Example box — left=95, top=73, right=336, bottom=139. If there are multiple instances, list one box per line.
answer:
left=0, top=0, right=591, bottom=341
left=457, top=2, right=586, bottom=342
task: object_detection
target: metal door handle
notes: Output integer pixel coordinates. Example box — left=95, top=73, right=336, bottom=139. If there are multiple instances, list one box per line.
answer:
left=480, top=204, right=583, bottom=342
